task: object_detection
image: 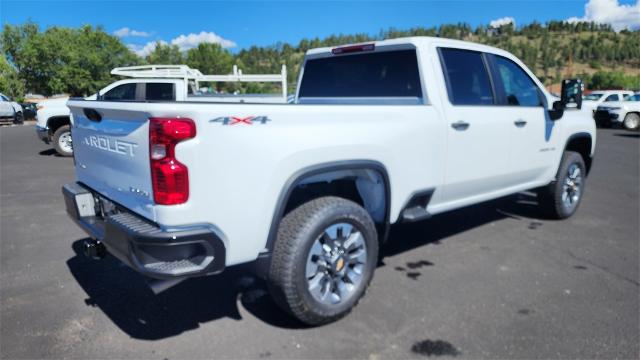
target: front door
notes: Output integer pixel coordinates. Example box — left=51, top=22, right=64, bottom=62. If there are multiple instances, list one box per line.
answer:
left=488, top=54, right=557, bottom=186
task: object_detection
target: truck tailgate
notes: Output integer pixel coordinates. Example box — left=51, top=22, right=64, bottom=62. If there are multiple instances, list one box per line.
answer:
left=68, top=102, right=154, bottom=220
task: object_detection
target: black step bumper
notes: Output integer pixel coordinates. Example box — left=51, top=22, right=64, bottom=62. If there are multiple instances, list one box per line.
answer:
left=62, top=182, right=226, bottom=279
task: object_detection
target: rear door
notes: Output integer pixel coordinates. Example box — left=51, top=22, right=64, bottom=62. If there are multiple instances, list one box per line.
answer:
left=437, top=47, right=512, bottom=204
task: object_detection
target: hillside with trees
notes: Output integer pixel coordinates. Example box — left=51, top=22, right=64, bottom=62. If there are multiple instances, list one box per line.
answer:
left=2, top=21, right=639, bottom=99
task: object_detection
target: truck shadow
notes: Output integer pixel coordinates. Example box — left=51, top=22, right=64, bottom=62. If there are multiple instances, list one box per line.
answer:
left=66, top=193, right=546, bottom=339
left=66, top=240, right=302, bottom=339
left=613, top=132, right=639, bottom=139
left=38, top=149, right=63, bottom=156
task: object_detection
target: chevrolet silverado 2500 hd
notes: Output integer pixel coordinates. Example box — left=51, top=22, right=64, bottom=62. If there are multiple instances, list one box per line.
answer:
left=63, top=37, right=595, bottom=325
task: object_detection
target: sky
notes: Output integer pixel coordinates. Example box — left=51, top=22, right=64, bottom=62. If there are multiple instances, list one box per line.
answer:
left=1, top=0, right=639, bottom=56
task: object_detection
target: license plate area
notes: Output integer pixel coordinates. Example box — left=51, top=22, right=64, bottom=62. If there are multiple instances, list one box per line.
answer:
left=95, top=195, right=119, bottom=218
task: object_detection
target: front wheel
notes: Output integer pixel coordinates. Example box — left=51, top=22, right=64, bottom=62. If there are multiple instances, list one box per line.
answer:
left=623, top=113, right=640, bottom=131
left=268, top=196, right=378, bottom=326
left=538, top=151, right=586, bottom=219
left=52, top=125, right=73, bottom=157
left=13, top=111, right=23, bottom=125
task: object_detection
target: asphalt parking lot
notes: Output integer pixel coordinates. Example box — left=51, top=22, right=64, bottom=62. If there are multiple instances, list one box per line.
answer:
left=1, top=124, right=638, bottom=359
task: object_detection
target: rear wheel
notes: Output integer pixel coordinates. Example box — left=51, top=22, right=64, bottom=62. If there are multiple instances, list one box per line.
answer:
left=268, top=196, right=378, bottom=325
left=623, top=113, right=640, bottom=131
left=538, top=151, right=586, bottom=219
left=52, top=125, right=73, bottom=157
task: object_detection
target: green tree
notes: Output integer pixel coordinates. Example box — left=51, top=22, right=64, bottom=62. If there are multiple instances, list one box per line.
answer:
left=0, top=56, right=25, bottom=100
left=2, top=23, right=140, bottom=96
left=146, top=42, right=184, bottom=64
left=185, top=43, right=234, bottom=92
left=185, top=43, right=233, bottom=75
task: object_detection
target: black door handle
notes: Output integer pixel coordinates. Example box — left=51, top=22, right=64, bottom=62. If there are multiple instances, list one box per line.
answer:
left=451, top=121, right=470, bottom=131
left=83, top=108, right=102, bottom=122
left=514, top=119, right=527, bottom=127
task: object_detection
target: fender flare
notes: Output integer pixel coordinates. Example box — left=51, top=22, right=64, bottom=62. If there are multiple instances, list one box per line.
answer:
left=263, top=160, right=392, bottom=254
left=562, top=132, right=593, bottom=174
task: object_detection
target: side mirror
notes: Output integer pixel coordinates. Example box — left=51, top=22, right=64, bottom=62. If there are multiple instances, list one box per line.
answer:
left=561, top=79, right=583, bottom=110
left=549, top=100, right=565, bottom=121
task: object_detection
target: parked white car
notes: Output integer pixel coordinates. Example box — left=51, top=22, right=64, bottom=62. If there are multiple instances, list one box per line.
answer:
left=36, top=66, right=288, bottom=156
left=582, top=90, right=635, bottom=114
left=0, top=93, right=24, bottom=124
left=64, top=37, right=595, bottom=325
left=594, top=93, right=640, bottom=130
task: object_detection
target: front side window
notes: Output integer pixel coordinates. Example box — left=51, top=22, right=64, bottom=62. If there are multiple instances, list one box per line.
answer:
left=494, top=56, right=542, bottom=107
left=299, top=49, right=422, bottom=98
left=146, top=83, right=175, bottom=101
left=103, top=83, right=136, bottom=101
left=439, top=48, right=494, bottom=105
left=604, top=94, right=619, bottom=102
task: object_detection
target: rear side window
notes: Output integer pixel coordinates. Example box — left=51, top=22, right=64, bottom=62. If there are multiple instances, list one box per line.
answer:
left=146, top=83, right=175, bottom=101
left=439, top=48, right=494, bottom=105
left=103, top=83, right=136, bottom=101
left=493, top=56, right=542, bottom=107
left=299, top=49, right=422, bottom=98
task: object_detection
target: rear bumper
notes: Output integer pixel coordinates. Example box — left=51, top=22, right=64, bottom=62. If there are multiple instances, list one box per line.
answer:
left=62, top=182, right=226, bottom=279
left=36, top=125, right=49, bottom=143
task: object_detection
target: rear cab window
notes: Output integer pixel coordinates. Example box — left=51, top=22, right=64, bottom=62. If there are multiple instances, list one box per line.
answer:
left=298, top=48, right=423, bottom=104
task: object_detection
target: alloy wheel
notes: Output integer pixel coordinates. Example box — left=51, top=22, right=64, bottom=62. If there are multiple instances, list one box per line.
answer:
left=305, top=222, right=367, bottom=305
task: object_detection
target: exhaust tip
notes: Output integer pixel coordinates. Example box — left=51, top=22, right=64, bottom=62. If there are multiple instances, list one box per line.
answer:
left=83, top=239, right=106, bottom=260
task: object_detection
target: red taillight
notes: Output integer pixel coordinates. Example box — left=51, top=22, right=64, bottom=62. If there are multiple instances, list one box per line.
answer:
left=331, top=43, right=375, bottom=55
left=149, top=118, right=196, bottom=205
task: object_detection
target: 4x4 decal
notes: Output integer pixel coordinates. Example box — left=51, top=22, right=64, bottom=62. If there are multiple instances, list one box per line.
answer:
left=209, top=116, right=271, bottom=125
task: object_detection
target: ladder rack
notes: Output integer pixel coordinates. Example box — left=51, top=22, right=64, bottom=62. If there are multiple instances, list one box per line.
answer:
left=111, top=64, right=288, bottom=99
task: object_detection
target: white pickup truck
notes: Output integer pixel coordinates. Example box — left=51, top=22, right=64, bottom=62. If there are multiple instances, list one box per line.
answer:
left=36, top=79, right=190, bottom=156
left=594, top=93, right=640, bottom=130
left=64, top=37, right=595, bottom=325
left=37, top=65, right=287, bottom=156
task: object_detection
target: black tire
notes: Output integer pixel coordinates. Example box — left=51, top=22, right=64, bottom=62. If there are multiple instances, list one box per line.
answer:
left=52, top=125, right=73, bottom=157
left=13, top=111, right=23, bottom=125
left=538, top=151, right=586, bottom=219
left=268, top=196, right=378, bottom=326
left=623, top=113, right=640, bottom=131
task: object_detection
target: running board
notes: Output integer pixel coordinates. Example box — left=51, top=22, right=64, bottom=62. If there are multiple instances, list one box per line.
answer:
left=400, top=189, right=435, bottom=222
left=401, top=206, right=431, bottom=222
